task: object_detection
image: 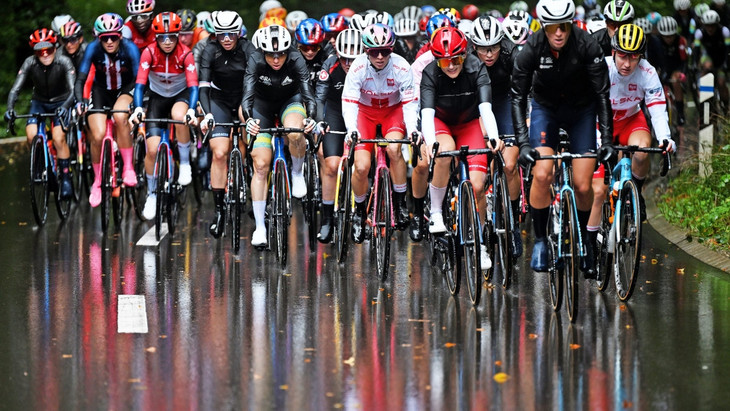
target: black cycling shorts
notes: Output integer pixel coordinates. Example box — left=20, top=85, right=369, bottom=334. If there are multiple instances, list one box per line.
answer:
left=89, top=82, right=135, bottom=111
left=322, top=102, right=345, bottom=158
left=145, top=90, right=190, bottom=138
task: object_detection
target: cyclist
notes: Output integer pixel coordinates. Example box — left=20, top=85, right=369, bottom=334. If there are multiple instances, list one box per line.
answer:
left=75, top=13, right=140, bottom=207
left=673, top=0, right=697, bottom=42
left=5, top=28, right=76, bottom=199
left=594, top=0, right=635, bottom=56
left=694, top=10, right=730, bottom=109
left=58, top=21, right=86, bottom=70
left=502, top=12, right=532, bottom=48
left=313, top=28, right=363, bottom=243
left=320, top=13, right=348, bottom=48
left=130, top=12, right=199, bottom=221
left=176, top=9, right=198, bottom=49
left=418, top=27, right=502, bottom=270
left=342, top=23, right=419, bottom=244
left=470, top=15, right=524, bottom=257
left=123, top=0, right=156, bottom=51
left=192, top=13, right=216, bottom=69
left=648, top=16, right=689, bottom=125
left=393, top=18, right=425, bottom=64
left=242, top=25, right=316, bottom=247
left=286, top=10, right=308, bottom=33
left=295, top=19, right=334, bottom=86
left=513, top=0, right=614, bottom=277
left=415, top=14, right=456, bottom=59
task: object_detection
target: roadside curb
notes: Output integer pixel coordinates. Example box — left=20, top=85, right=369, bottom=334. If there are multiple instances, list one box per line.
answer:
left=0, top=137, right=25, bottom=145
left=646, top=179, right=730, bottom=273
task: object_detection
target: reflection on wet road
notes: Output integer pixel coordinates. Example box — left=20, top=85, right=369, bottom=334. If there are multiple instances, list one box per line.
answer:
left=1, top=143, right=729, bottom=409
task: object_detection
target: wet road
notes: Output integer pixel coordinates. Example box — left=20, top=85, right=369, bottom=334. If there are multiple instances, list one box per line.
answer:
left=1, top=142, right=729, bottom=410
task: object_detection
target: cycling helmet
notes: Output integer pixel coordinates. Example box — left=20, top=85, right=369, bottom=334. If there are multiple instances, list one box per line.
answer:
left=536, top=0, right=576, bottom=25
left=657, top=16, right=678, bottom=36
left=402, top=5, right=423, bottom=22
left=321, top=13, right=348, bottom=33
left=696, top=4, right=711, bottom=19
left=51, top=15, right=74, bottom=33
left=152, top=12, right=182, bottom=34
left=674, top=0, right=691, bottom=11
left=422, top=5, right=437, bottom=17
left=335, top=28, right=364, bottom=58
left=296, top=19, right=325, bottom=45
left=436, top=8, right=459, bottom=24
left=259, top=16, right=285, bottom=29
left=430, top=27, right=468, bottom=58
left=510, top=1, right=530, bottom=12
left=211, top=11, right=243, bottom=34
left=575, top=5, right=586, bottom=20
left=59, top=21, right=82, bottom=39
left=265, top=7, right=287, bottom=20
left=372, top=12, right=395, bottom=28
left=349, top=14, right=368, bottom=31
left=394, top=18, right=419, bottom=37
left=503, top=16, right=531, bottom=45
left=252, top=25, right=291, bottom=52
left=197, top=11, right=210, bottom=28
left=241, top=24, right=248, bottom=38
left=604, top=0, right=635, bottom=22
left=361, top=23, right=396, bottom=48
left=29, top=28, right=57, bottom=49
left=94, top=13, right=124, bottom=36
left=702, top=10, right=722, bottom=25
left=646, top=12, right=662, bottom=27
left=471, top=16, right=504, bottom=46
left=200, top=13, right=214, bottom=34
left=127, top=0, right=155, bottom=15
left=176, top=9, right=197, bottom=32
left=393, top=11, right=405, bottom=23
left=714, top=0, right=727, bottom=6
left=462, top=4, right=480, bottom=21
left=426, top=14, right=455, bottom=39
left=259, top=0, right=282, bottom=15
left=586, top=16, right=607, bottom=33
left=486, top=10, right=504, bottom=19
left=339, top=8, right=356, bottom=18
left=633, top=17, right=652, bottom=34
left=507, top=10, right=531, bottom=22
left=458, top=19, right=473, bottom=34
left=286, top=10, right=308, bottom=31
left=611, top=23, right=646, bottom=54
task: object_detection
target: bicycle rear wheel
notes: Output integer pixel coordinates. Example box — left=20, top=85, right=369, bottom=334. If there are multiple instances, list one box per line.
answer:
left=274, top=162, right=289, bottom=266
left=561, top=190, right=579, bottom=322
left=443, top=181, right=460, bottom=295
left=547, top=203, right=562, bottom=312
left=154, top=148, right=168, bottom=240
left=229, top=150, right=243, bottom=253
left=303, top=152, right=320, bottom=251
left=614, top=180, right=642, bottom=301
left=460, top=181, right=482, bottom=306
left=29, top=135, right=49, bottom=226
left=373, top=168, right=392, bottom=281
left=596, top=199, right=613, bottom=292
left=334, top=159, right=352, bottom=263
left=112, top=150, right=124, bottom=229
left=100, top=139, right=113, bottom=233
left=493, top=170, right=514, bottom=289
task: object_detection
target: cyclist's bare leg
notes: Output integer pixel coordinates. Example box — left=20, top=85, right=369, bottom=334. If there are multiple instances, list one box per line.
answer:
left=171, top=102, right=190, bottom=144
left=588, top=177, right=608, bottom=228
left=87, top=113, right=107, bottom=163
left=384, top=130, right=407, bottom=187
left=351, top=149, right=372, bottom=198
left=411, top=144, right=430, bottom=199
left=572, top=157, right=596, bottom=212
left=209, top=135, right=230, bottom=189
left=529, top=147, right=557, bottom=209
left=628, top=130, right=652, bottom=179
left=113, top=94, right=133, bottom=149
left=469, top=169, right=487, bottom=222
left=504, top=146, right=520, bottom=201
left=283, top=111, right=306, bottom=168
left=250, top=146, right=272, bottom=202
left=24, top=124, right=38, bottom=146
left=322, top=155, right=339, bottom=203
left=51, top=124, right=70, bottom=159
left=144, top=135, right=161, bottom=177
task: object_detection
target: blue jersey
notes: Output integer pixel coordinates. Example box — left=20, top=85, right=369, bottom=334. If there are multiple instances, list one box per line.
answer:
left=75, top=38, right=140, bottom=102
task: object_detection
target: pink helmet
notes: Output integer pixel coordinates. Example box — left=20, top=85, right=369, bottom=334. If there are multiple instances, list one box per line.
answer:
left=127, top=0, right=155, bottom=15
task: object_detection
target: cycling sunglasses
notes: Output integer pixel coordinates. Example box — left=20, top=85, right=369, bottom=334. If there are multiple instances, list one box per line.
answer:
left=544, top=22, right=572, bottom=34
left=615, top=51, right=642, bottom=60
left=156, top=33, right=179, bottom=43
left=34, top=47, right=55, bottom=57
left=339, top=56, right=354, bottom=65
left=366, top=47, right=392, bottom=58
left=436, top=54, right=465, bottom=68
left=476, top=45, right=501, bottom=56
left=216, top=32, right=238, bottom=42
left=62, top=34, right=82, bottom=44
left=605, top=19, right=625, bottom=30
left=265, top=51, right=287, bottom=59
left=99, top=34, right=121, bottom=43
left=131, top=12, right=153, bottom=22
left=298, top=44, right=321, bottom=53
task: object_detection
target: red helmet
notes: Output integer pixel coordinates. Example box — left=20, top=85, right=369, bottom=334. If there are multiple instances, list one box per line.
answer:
left=338, top=8, right=355, bottom=18
left=462, top=4, right=480, bottom=21
left=151, top=12, right=182, bottom=34
left=430, top=27, right=468, bottom=58
left=419, top=15, right=430, bottom=33
left=29, top=28, right=57, bottom=49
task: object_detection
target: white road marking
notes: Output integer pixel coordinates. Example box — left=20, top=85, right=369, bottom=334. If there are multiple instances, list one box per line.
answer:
left=136, top=223, right=168, bottom=246
left=117, top=295, right=148, bottom=333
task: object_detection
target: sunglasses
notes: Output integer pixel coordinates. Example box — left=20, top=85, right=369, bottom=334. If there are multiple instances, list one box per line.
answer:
left=131, top=13, right=153, bottom=22
left=298, top=44, right=321, bottom=53
left=366, top=47, right=392, bottom=58
left=476, top=45, right=501, bottom=56
left=615, top=51, right=641, bottom=60
left=216, top=32, right=238, bottom=42
left=339, top=57, right=354, bottom=65
left=544, top=22, right=572, bottom=34
left=34, top=47, right=55, bottom=57
left=265, top=51, right=287, bottom=59
left=156, top=33, right=179, bottom=43
left=436, top=54, right=465, bottom=68
left=63, top=34, right=82, bottom=44
left=99, top=34, right=121, bottom=43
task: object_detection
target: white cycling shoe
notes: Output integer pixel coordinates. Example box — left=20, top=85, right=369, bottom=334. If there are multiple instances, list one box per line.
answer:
left=291, top=172, right=306, bottom=198
left=178, top=163, right=192, bottom=186
left=429, top=212, right=447, bottom=234
left=143, top=195, right=157, bottom=221
left=251, top=227, right=267, bottom=247
left=480, top=244, right=492, bottom=271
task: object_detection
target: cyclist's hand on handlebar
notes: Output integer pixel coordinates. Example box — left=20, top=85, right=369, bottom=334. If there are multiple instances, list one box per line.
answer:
left=345, top=130, right=358, bottom=145
left=422, top=142, right=433, bottom=164
left=303, top=117, right=315, bottom=134
left=130, top=107, right=145, bottom=126
left=245, top=118, right=260, bottom=136
left=660, top=138, right=677, bottom=153
left=518, top=145, right=539, bottom=167
left=185, top=108, right=198, bottom=126
left=55, top=106, right=68, bottom=121
left=75, top=102, right=87, bottom=116
left=4, top=109, right=15, bottom=123
left=201, top=113, right=215, bottom=134
left=313, top=121, right=329, bottom=136
left=598, top=143, right=617, bottom=164
left=487, top=137, right=505, bottom=152
left=411, top=130, right=424, bottom=146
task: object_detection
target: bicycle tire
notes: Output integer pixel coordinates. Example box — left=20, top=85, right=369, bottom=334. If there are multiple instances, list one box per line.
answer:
left=561, top=190, right=579, bottom=323
left=493, top=170, right=514, bottom=289
left=374, top=168, right=392, bottom=281
left=111, top=150, right=124, bottom=229
left=167, top=181, right=179, bottom=236
left=54, top=153, right=72, bottom=221
left=596, top=199, right=613, bottom=292
left=66, top=123, right=82, bottom=203
left=29, top=135, right=49, bottom=226
left=547, top=202, right=563, bottom=312
left=274, top=162, right=289, bottom=266
left=304, top=152, right=319, bottom=250
left=443, top=181, right=460, bottom=295
left=154, top=148, right=168, bottom=240
left=614, top=180, right=642, bottom=302
left=132, top=134, right=147, bottom=221
left=460, top=181, right=482, bottom=306
left=81, top=136, right=93, bottom=197
left=334, top=159, right=352, bottom=263
left=229, top=150, right=243, bottom=253
left=100, top=139, right=113, bottom=233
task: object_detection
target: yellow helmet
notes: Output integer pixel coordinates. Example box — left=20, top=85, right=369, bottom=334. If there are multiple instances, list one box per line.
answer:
left=259, top=16, right=285, bottom=29
left=612, top=23, right=646, bottom=54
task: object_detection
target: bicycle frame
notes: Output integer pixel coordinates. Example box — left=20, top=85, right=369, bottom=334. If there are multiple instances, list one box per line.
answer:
left=554, top=154, right=585, bottom=261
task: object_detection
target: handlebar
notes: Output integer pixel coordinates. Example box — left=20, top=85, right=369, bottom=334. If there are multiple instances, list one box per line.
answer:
left=614, top=145, right=672, bottom=177
left=6, top=112, right=58, bottom=136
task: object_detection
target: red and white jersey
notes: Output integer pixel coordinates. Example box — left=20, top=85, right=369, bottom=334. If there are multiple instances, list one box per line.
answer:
left=342, top=53, right=419, bottom=135
left=123, top=21, right=156, bottom=51
left=136, top=43, right=198, bottom=97
left=606, top=57, right=670, bottom=141
left=411, top=50, right=434, bottom=101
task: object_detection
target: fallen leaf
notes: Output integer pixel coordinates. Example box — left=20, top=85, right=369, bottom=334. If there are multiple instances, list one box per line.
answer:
left=343, top=357, right=355, bottom=366
left=19, top=222, right=27, bottom=226
left=529, top=334, right=538, bottom=340
left=62, top=354, right=72, bottom=358
left=280, top=385, right=288, bottom=390
left=677, top=268, right=685, bottom=275
left=493, top=373, right=509, bottom=383
left=623, top=400, right=633, bottom=408
left=645, top=280, right=652, bottom=284
left=569, top=344, right=581, bottom=350
left=304, top=358, right=311, bottom=363
left=495, top=360, right=502, bottom=367
left=445, top=343, right=456, bottom=348
left=145, top=347, right=156, bottom=353
left=128, top=378, right=141, bottom=383
left=326, top=392, right=334, bottom=398
left=651, top=259, right=658, bottom=265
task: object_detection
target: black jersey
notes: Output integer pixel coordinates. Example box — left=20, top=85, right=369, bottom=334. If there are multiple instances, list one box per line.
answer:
left=59, top=42, right=87, bottom=71
left=314, top=54, right=347, bottom=121
left=7, top=54, right=76, bottom=110
left=474, top=38, right=518, bottom=99
left=198, top=39, right=252, bottom=113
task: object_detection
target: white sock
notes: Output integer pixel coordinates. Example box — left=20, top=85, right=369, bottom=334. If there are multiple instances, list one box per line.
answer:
left=177, top=141, right=190, bottom=164
left=253, top=201, right=266, bottom=231
left=430, top=184, right=446, bottom=214
left=291, top=156, right=304, bottom=175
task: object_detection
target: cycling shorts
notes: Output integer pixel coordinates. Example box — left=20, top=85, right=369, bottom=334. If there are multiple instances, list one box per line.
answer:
left=145, top=89, right=190, bottom=138
left=529, top=99, right=597, bottom=155
left=322, top=103, right=346, bottom=158
left=613, top=110, right=649, bottom=146
left=434, top=117, right=488, bottom=174
left=251, top=94, right=305, bottom=150
left=27, top=99, right=64, bottom=127
left=354, top=104, right=405, bottom=154
left=492, top=92, right=514, bottom=137
left=89, top=82, right=135, bottom=111
left=209, top=96, right=241, bottom=139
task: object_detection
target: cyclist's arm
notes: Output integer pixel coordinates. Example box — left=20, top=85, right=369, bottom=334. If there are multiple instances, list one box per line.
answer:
left=133, top=47, right=153, bottom=109
left=586, top=45, right=613, bottom=146
left=314, top=56, right=336, bottom=122
left=511, top=45, right=536, bottom=148
left=6, top=57, right=33, bottom=111
left=183, top=50, right=199, bottom=109
left=399, top=68, right=419, bottom=136
left=197, top=42, right=214, bottom=114
left=475, top=62, right=499, bottom=141
left=240, top=53, right=259, bottom=120
left=643, top=64, right=672, bottom=143
left=419, top=65, right=437, bottom=145
left=58, top=55, right=77, bottom=109
left=74, top=41, right=97, bottom=103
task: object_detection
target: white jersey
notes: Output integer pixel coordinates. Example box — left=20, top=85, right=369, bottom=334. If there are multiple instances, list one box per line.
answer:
left=411, top=50, right=434, bottom=102
left=606, top=57, right=670, bottom=142
left=341, top=53, right=419, bottom=135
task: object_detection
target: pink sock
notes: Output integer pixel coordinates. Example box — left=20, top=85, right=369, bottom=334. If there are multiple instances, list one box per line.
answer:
left=93, top=163, right=101, bottom=186
left=120, top=147, right=133, bottom=171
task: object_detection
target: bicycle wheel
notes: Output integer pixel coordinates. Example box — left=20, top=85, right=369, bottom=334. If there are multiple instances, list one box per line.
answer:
left=334, top=159, right=352, bottom=263
left=111, top=150, right=124, bottom=229
left=81, top=136, right=93, bottom=196
left=373, top=168, right=392, bottom=281
left=459, top=181, right=482, bottom=306
left=228, top=150, right=243, bottom=253
left=29, top=135, right=49, bottom=226
left=154, top=148, right=168, bottom=240
left=303, top=152, right=320, bottom=250
left=167, top=180, right=180, bottom=236
left=132, top=134, right=147, bottom=220
left=614, top=180, right=642, bottom=301
left=443, top=181, right=460, bottom=295
left=100, top=139, right=113, bottom=233
left=274, top=162, right=289, bottom=266
left=493, top=170, right=514, bottom=289
left=561, top=190, right=580, bottom=322
left=547, top=203, right=562, bottom=312
left=596, top=198, right=614, bottom=292
left=66, top=123, right=82, bottom=203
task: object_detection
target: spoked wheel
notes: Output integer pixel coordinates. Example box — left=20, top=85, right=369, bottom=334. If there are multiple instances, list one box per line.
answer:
left=66, top=124, right=82, bottom=203
left=81, top=137, right=93, bottom=197
left=459, top=181, right=482, bottom=306
left=167, top=182, right=180, bottom=236
left=154, top=149, right=168, bottom=240
left=596, top=199, right=613, bottom=292
left=228, top=150, right=244, bottom=253
left=273, top=163, right=289, bottom=266
left=111, top=151, right=124, bottom=229
left=29, top=135, right=49, bottom=226
left=100, top=139, right=113, bottom=233
left=493, top=171, right=514, bottom=289
left=443, top=182, right=460, bottom=295
left=303, top=153, right=320, bottom=251
left=561, top=190, right=580, bottom=323
left=132, top=134, right=147, bottom=221
left=547, top=204, right=563, bottom=312
left=334, top=159, right=352, bottom=263
left=614, top=180, right=642, bottom=302
left=373, top=169, right=392, bottom=281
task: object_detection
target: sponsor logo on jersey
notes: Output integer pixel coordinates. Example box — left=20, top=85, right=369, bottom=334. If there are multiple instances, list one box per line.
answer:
left=282, top=76, right=293, bottom=85
left=318, top=70, right=329, bottom=81
left=259, top=75, right=272, bottom=85
left=539, top=56, right=553, bottom=69
left=334, top=81, right=344, bottom=90
left=387, top=78, right=395, bottom=87
left=186, top=64, right=195, bottom=72
left=628, top=83, right=637, bottom=91
left=141, top=61, right=150, bottom=70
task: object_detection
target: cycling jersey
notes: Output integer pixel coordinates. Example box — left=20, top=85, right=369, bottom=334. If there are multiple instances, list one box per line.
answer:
left=198, top=39, right=255, bottom=114
left=122, top=21, right=156, bottom=51
left=314, top=54, right=347, bottom=121
left=241, top=51, right=316, bottom=120
left=394, top=37, right=427, bottom=64
left=299, top=42, right=335, bottom=86
left=647, top=35, right=688, bottom=82
left=694, top=25, right=730, bottom=68
left=341, top=53, right=418, bottom=136
left=606, top=57, right=670, bottom=142
left=7, top=54, right=76, bottom=110
left=411, top=50, right=434, bottom=100
left=591, top=28, right=612, bottom=57
left=133, top=43, right=198, bottom=109
left=477, top=38, right=518, bottom=99
left=75, top=38, right=140, bottom=103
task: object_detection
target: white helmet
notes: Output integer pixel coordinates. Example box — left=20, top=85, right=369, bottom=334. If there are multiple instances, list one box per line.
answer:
left=603, top=0, right=635, bottom=22
left=657, top=16, right=678, bottom=36
left=458, top=20, right=474, bottom=34
left=285, top=10, right=308, bottom=31
left=52, top=15, right=74, bottom=33
left=702, top=10, right=722, bottom=25
left=535, top=0, right=576, bottom=25
left=211, top=11, right=243, bottom=34
left=252, top=24, right=292, bottom=52
left=633, top=17, right=653, bottom=34
left=586, top=16, right=607, bottom=33
left=394, top=18, right=419, bottom=37
left=471, top=16, right=504, bottom=47
left=335, top=28, right=364, bottom=58
left=349, top=14, right=369, bottom=31
left=673, top=0, right=691, bottom=11
left=503, top=16, right=531, bottom=45
left=393, top=11, right=404, bottom=23
left=510, top=1, right=530, bottom=12
left=197, top=11, right=211, bottom=29
left=402, top=5, right=423, bottom=22
left=259, top=0, right=282, bottom=15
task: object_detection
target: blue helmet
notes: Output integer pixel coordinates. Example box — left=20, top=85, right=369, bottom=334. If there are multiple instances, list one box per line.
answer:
left=425, top=14, right=455, bottom=39
left=296, top=18, right=325, bottom=45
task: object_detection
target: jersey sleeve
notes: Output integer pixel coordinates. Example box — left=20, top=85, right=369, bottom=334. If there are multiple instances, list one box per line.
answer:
left=7, top=57, right=33, bottom=109
left=642, top=65, right=671, bottom=142
left=341, top=58, right=365, bottom=134
left=397, top=60, right=418, bottom=135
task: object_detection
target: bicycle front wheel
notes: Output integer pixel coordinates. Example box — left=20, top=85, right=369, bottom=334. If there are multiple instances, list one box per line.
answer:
left=547, top=203, right=563, bottom=312
left=334, top=159, right=352, bottom=263
left=596, top=198, right=614, bottom=292
left=100, top=139, right=113, bottom=233
left=132, top=134, right=147, bottom=221
left=493, top=170, right=514, bottom=289
left=373, top=168, right=393, bottom=281
left=614, top=180, right=642, bottom=301
left=154, top=148, right=168, bottom=240
left=229, top=150, right=243, bottom=253
left=29, top=135, right=49, bottom=226
left=274, top=163, right=289, bottom=266
left=66, top=123, right=82, bottom=203
left=303, top=152, right=320, bottom=251
left=460, top=181, right=482, bottom=306
left=111, top=150, right=124, bottom=229
left=443, top=181, right=460, bottom=295
left=561, top=190, right=580, bottom=323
